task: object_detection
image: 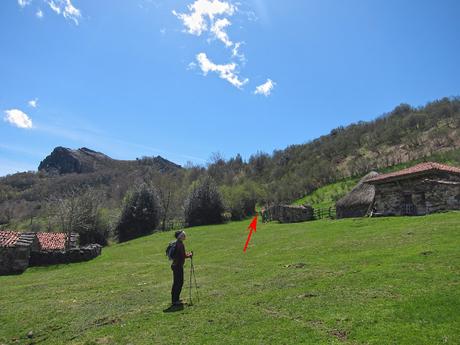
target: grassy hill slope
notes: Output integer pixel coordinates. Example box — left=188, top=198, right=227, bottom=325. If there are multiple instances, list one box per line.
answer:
left=1, top=213, right=459, bottom=345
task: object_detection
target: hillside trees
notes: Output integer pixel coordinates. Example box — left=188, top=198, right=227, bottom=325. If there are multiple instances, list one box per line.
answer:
left=184, top=176, right=225, bottom=227
left=0, top=96, right=459, bottom=228
left=221, top=181, right=264, bottom=220
left=116, top=184, right=160, bottom=242
left=144, top=169, right=186, bottom=231
left=50, top=188, right=109, bottom=246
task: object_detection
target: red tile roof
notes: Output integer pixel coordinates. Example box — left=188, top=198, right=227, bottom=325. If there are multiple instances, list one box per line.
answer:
left=367, top=162, right=460, bottom=183
left=0, top=231, right=21, bottom=248
left=36, top=232, right=68, bottom=251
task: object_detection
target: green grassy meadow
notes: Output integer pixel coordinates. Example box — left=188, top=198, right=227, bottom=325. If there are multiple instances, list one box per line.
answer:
left=1, top=212, right=460, bottom=345
left=293, top=178, right=358, bottom=209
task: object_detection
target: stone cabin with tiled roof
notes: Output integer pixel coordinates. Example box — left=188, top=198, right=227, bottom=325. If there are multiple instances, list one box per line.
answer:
left=1, top=231, right=102, bottom=275
left=366, top=162, right=460, bottom=216
left=0, top=231, right=40, bottom=274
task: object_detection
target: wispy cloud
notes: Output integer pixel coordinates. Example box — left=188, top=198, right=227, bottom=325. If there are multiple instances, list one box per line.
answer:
left=17, top=0, right=81, bottom=25
left=254, top=79, right=276, bottom=97
left=0, top=144, right=44, bottom=158
left=174, top=0, right=251, bottom=89
left=18, top=0, right=32, bottom=8
left=47, top=0, right=81, bottom=25
left=196, top=53, right=248, bottom=88
left=3, top=109, right=33, bottom=129
left=28, top=98, right=39, bottom=108
left=0, top=158, right=36, bottom=177
left=210, top=17, right=233, bottom=47
left=174, top=0, right=274, bottom=93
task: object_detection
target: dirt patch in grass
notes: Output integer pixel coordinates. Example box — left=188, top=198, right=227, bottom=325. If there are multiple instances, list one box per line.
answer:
left=330, top=329, right=348, bottom=341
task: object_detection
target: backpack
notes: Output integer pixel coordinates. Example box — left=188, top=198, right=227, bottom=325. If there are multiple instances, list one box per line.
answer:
left=165, top=240, right=177, bottom=261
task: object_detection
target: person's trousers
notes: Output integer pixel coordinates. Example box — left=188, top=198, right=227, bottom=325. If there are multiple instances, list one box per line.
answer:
left=171, top=265, right=184, bottom=304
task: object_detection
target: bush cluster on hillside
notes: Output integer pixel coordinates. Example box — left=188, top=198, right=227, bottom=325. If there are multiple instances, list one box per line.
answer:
left=184, top=176, right=225, bottom=227
left=116, top=184, right=160, bottom=242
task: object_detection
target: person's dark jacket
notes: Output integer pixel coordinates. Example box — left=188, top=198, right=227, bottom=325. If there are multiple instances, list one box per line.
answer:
left=172, top=240, right=186, bottom=267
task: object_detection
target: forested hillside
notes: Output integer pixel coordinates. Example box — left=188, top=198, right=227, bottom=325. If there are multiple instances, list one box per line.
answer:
left=0, top=97, right=459, bottom=233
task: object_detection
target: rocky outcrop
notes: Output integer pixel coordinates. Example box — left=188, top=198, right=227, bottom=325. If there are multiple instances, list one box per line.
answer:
left=38, top=147, right=112, bottom=175
left=38, top=147, right=182, bottom=175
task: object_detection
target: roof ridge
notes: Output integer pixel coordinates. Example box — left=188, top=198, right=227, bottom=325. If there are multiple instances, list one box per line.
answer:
left=367, top=161, right=460, bottom=183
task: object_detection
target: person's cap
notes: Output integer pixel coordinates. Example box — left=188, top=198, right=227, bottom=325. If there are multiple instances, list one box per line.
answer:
left=175, top=230, right=185, bottom=239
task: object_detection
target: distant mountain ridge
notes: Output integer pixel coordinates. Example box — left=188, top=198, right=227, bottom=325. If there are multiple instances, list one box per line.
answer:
left=38, top=146, right=181, bottom=175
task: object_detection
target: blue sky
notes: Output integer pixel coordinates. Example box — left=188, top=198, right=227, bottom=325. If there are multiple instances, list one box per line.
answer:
left=1, top=0, right=459, bottom=176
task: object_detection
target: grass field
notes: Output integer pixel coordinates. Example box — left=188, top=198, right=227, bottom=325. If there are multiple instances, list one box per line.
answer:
left=1, top=212, right=459, bottom=345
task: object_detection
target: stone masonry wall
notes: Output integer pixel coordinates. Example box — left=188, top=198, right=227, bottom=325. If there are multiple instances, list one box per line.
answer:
left=0, top=246, right=31, bottom=275
left=373, top=172, right=460, bottom=216
left=262, top=205, right=314, bottom=223
left=29, top=244, right=102, bottom=266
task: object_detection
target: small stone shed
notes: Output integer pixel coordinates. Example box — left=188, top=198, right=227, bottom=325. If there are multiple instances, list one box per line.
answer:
left=30, top=232, right=101, bottom=266
left=262, top=204, right=314, bottom=223
left=366, top=162, right=460, bottom=216
left=336, top=172, right=379, bottom=219
left=1, top=231, right=102, bottom=275
left=0, top=231, right=40, bottom=274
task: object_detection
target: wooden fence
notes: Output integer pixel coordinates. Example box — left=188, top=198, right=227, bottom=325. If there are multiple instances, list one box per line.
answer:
left=313, top=207, right=336, bottom=220
left=162, top=220, right=186, bottom=232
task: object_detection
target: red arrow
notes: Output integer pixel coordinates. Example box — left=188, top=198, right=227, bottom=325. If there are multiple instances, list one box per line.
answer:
left=243, top=214, right=258, bottom=252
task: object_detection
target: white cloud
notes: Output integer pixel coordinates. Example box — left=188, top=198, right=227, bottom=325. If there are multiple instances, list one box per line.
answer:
left=17, top=0, right=81, bottom=24
left=210, top=18, right=233, bottom=47
left=196, top=52, right=248, bottom=89
left=231, top=41, right=246, bottom=63
left=3, top=109, right=33, bottom=129
left=174, top=1, right=274, bottom=94
left=254, top=79, right=276, bottom=96
left=47, top=0, right=61, bottom=14
left=28, top=98, right=39, bottom=108
left=173, top=0, right=235, bottom=36
left=47, top=0, right=81, bottom=25
left=18, top=0, right=32, bottom=8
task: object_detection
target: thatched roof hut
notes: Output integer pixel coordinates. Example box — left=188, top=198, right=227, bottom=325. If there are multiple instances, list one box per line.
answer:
left=336, top=171, right=379, bottom=219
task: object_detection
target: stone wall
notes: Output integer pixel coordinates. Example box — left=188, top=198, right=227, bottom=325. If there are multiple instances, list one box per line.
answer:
left=372, top=172, right=460, bottom=216
left=262, top=205, right=314, bottom=223
left=0, top=246, right=31, bottom=275
left=29, top=244, right=102, bottom=266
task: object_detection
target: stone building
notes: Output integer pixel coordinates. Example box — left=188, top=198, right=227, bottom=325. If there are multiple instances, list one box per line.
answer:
left=1, top=231, right=102, bottom=275
left=262, top=204, right=314, bottom=223
left=366, top=162, right=460, bottom=216
left=30, top=232, right=102, bottom=266
left=0, top=231, right=40, bottom=274
left=336, top=171, right=379, bottom=219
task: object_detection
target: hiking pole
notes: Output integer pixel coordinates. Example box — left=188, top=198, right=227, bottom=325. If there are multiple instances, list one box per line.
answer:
left=190, top=253, right=200, bottom=303
left=189, top=256, right=194, bottom=306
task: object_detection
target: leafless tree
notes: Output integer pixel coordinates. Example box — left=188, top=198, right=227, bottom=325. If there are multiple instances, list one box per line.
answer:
left=49, top=188, right=102, bottom=248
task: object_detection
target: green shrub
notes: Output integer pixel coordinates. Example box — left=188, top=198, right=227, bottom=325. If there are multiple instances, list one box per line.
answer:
left=221, top=182, right=261, bottom=220
left=184, top=176, right=224, bottom=227
left=116, top=184, right=160, bottom=242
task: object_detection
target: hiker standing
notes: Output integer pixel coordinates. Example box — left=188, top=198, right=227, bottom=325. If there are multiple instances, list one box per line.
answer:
left=170, top=230, right=192, bottom=306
